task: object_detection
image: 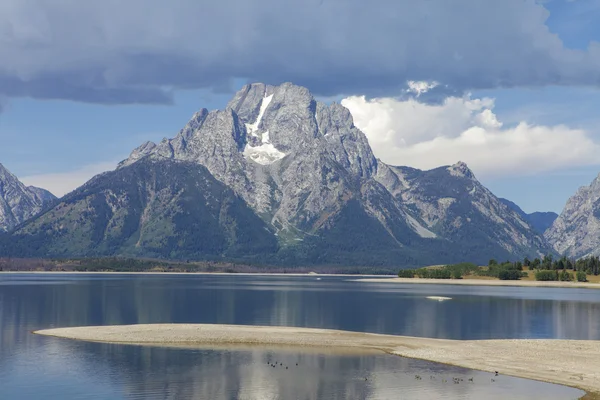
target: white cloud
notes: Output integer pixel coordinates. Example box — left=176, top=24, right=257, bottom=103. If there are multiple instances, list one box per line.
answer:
left=342, top=92, right=600, bottom=177
left=20, top=161, right=117, bottom=197
left=406, top=81, right=439, bottom=97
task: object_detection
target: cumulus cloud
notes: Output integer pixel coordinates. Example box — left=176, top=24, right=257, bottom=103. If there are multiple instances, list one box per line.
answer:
left=341, top=89, right=600, bottom=177
left=1, top=0, right=600, bottom=104
left=20, top=161, right=117, bottom=197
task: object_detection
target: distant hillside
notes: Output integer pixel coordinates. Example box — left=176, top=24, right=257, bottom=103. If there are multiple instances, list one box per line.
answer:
left=2, top=157, right=278, bottom=259
left=499, top=198, right=558, bottom=234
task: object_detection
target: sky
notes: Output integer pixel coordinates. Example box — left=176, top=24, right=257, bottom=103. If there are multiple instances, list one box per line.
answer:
left=1, top=0, right=600, bottom=213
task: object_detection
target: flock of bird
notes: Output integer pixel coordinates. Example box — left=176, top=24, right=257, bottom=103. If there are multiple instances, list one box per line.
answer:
left=266, top=360, right=500, bottom=384
left=414, top=375, right=489, bottom=383
left=267, top=360, right=299, bottom=370
left=414, top=370, right=499, bottom=384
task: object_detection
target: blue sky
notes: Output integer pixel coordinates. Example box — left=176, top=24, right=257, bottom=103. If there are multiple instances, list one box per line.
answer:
left=1, top=0, right=600, bottom=214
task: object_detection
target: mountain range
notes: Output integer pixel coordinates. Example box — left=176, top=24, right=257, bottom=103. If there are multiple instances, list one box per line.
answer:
left=0, top=82, right=598, bottom=266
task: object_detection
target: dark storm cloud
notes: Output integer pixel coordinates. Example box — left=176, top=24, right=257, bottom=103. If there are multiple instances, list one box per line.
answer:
left=0, top=74, right=174, bottom=104
left=1, top=0, right=599, bottom=104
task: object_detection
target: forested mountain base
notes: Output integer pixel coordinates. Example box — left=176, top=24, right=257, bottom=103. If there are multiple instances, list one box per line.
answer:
left=0, top=257, right=396, bottom=275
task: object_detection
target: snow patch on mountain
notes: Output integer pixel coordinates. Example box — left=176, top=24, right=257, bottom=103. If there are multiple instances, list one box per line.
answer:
left=242, top=93, right=286, bottom=165
left=243, top=132, right=287, bottom=165
left=245, top=94, right=273, bottom=137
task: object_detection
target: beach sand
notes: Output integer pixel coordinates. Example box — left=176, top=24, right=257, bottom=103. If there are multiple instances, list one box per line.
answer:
left=34, top=323, right=600, bottom=397
left=356, top=277, right=600, bottom=289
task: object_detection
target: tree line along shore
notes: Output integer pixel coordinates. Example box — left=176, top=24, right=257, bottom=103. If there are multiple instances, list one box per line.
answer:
left=399, top=255, right=600, bottom=283
left=0, top=257, right=396, bottom=275
left=2, top=255, right=600, bottom=283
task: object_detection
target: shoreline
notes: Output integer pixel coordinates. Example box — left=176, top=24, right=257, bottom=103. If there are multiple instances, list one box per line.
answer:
left=34, top=324, right=599, bottom=398
left=0, top=270, right=393, bottom=278
left=356, top=277, right=600, bottom=289
left=5, top=271, right=599, bottom=289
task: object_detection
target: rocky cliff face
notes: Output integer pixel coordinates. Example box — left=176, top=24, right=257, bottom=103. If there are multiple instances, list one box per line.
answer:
left=7, top=82, right=552, bottom=266
left=0, top=163, right=56, bottom=231
left=545, top=174, right=600, bottom=258
left=375, top=162, right=551, bottom=258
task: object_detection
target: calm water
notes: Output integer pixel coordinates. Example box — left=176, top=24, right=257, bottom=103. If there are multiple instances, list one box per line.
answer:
left=0, top=274, right=595, bottom=399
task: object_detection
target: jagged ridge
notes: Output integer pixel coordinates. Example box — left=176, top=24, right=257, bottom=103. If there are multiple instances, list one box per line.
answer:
left=546, top=173, right=600, bottom=258
left=0, top=163, right=56, bottom=231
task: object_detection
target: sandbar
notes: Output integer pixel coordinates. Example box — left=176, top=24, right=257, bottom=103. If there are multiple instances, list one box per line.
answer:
left=34, top=323, right=600, bottom=397
left=356, top=277, right=600, bottom=289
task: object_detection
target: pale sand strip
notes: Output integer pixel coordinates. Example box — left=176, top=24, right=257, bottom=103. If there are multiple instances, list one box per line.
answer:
left=356, top=277, right=600, bottom=289
left=34, top=324, right=600, bottom=396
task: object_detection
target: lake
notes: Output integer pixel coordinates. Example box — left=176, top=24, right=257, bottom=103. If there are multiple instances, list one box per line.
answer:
left=0, top=273, right=594, bottom=399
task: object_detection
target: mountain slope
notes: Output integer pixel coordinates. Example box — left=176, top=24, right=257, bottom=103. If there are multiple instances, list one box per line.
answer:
left=375, top=162, right=552, bottom=260
left=0, top=163, right=57, bottom=231
left=545, top=173, right=600, bottom=258
left=499, top=198, right=558, bottom=234
left=2, top=157, right=277, bottom=259
left=2, top=82, right=553, bottom=266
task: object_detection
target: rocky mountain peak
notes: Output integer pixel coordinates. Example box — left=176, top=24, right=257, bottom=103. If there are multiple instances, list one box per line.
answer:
left=0, top=163, right=56, bottom=231
left=590, top=173, right=600, bottom=190
left=119, top=82, right=377, bottom=211
left=447, top=161, right=475, bottom=179
left=545, top=172, right=600, bottom=257
left=0, top=163, right=14, bottom=181
left=227, top=83, right=276, bottom=121
left=94, top=82, right=553, bottom=265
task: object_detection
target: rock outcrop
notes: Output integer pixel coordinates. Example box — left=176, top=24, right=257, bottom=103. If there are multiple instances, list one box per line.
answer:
left=545, top=174, right=600, bottom=258
left=0, top=163, right=56, bottom=231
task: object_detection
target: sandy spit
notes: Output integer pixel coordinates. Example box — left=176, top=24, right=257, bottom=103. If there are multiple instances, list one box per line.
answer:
left=34, top=324, right=600, bottom=396
left=355, top=277, right=600, bottom=289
